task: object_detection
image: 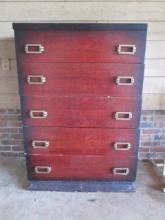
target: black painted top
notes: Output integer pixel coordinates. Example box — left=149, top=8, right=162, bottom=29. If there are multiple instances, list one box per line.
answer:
left=13, top=23, right=147, bottom=31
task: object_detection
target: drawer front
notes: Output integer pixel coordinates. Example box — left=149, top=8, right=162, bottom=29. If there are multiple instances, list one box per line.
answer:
left=15, top=30, right=146, bottom=63
left=21, top=96, right=141, bottom=128
left=27, top=154, right=137, bottom=181
left=18, top=63, right=144, bottom=97
left=24, top=127, right=139, bottom=156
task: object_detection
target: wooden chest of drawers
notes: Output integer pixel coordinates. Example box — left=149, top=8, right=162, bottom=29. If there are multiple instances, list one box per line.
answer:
left=13, top=23, right=147, bottom=191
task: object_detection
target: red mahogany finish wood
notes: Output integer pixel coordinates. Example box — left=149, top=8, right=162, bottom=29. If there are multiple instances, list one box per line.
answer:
left=24, top=127, right=139, bottom=156
left=15, top=30, right=146, bottom=63
left=20, top=62, right=144, bottom=97
left=22, top=96, right=141, bottom=128
left=27, top=154, right=137, bottom=181
left=13, top=23, right=147, bottom=191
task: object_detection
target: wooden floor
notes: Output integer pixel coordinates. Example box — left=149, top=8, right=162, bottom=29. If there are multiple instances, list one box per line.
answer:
left=0, top=157, right=164, bottom=220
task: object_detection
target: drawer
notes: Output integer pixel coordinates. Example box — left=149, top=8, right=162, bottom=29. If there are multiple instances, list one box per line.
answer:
left=24, top=127, right=139, bottom=156
left=27, top=154, right=137, bottom=181
left=21, top=96, right=141, bottom=128
left=15, top=29, right=146, bottom=63
left=18, top=63, right=144, bottom=97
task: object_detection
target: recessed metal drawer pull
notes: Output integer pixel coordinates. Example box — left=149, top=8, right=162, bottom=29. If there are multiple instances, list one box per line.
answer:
left=113, top=168, right=129, bottom=176
left=34, top=166, right=51, bottom=174
left=114, top=142, right=131, bottom=151
left=32, top=140, right=49, bottom=149
left=114, top=112, right=132, bottom=120
left=29, top=110, right=48, bottom=119
left=27, top=75, right=46, bottom=85
left=115, top=76, right=135, bottom=86
left=117, top=44, right=136, bottom=55
left=25, top=44, right=44, bottom=54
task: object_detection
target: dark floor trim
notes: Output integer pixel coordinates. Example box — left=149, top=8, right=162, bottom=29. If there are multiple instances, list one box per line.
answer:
left=27, top=180, right=135, bottom=192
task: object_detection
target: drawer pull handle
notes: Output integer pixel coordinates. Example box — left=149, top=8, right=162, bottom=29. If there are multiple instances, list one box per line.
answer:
left=27, top=75, right=46, bottom=85
left=115, top=76, right=134, bottom=86
left=29, top=110, right=48, bottom=119
left=34, top=166, right=51, bottom=174
left=114, top=112, right=132, bottom=120
left=25, top=44, right=44, bottom=54
left=113, top=168, right=129, bottom=176
left=114, top=142, right=131, bottom=151
left=117, top=44, right=136, bottom=55
left=32, top=140, right=49, bottom=148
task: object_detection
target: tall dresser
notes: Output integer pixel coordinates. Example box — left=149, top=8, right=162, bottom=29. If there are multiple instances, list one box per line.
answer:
left=13, top=23, right=147, bottom=191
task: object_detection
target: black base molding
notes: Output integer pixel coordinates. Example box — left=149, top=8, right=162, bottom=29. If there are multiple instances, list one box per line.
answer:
left=27, top=180, right=135, bottom=192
